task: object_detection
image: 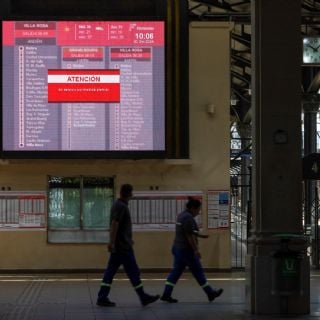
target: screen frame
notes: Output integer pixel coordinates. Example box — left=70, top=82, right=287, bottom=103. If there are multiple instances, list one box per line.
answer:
left=1, top=17, right=167, bottom=159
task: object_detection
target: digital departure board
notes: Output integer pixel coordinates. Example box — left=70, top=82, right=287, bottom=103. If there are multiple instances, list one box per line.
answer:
left=2, top=21, right=165, bottom=156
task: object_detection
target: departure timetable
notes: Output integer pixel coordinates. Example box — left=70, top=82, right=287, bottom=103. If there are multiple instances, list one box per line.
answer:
left=129, top=191, right=203, bottom=231
left=0, top=192, right=46, bottom=229
left=2, top=21, right=165, bottom=152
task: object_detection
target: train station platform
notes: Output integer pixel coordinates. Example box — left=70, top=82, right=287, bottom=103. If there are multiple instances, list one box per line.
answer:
left=0, top=271, right=320, bottom=320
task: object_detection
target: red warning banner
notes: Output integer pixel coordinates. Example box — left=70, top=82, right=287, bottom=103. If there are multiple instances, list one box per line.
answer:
left=47, top=69, right=120, bottom=103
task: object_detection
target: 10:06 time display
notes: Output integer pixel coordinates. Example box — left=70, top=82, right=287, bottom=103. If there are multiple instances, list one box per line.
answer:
left=135, top=32, right=154, bottom=40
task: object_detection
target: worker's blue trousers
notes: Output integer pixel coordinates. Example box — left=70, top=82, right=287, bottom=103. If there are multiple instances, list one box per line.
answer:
left=166, top=246, right=207, bottom=286
left=103, top=250, right=141, bottom=286
left=98, top=250, right=142, bottom=299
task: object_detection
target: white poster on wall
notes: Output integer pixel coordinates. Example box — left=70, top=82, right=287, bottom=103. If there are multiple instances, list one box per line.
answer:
left=207, top=190, right=230, bottom=229
left=129, top=191, right=203, bottom=231
left=0, top=191, right=46, bottom=229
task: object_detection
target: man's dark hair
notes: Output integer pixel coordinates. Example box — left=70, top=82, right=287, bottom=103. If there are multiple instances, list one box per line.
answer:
left=120, top=184, right=133, bottom=197
left=186, top=198, right=201, bottom=209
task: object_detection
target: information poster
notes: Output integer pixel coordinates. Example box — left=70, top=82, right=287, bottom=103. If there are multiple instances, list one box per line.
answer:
left=129, top=191, right=203, bottom=231
left=0, top=192, right=46, bottom=228
left=207, top=190, right=230, bottom=229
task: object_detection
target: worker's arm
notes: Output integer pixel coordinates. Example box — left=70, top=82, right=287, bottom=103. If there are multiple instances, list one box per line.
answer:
left=108, top=219, right=119, bottom=253
left=193, top=230, right=209, bottom=239
left=186, top=234, right=201, bottom=258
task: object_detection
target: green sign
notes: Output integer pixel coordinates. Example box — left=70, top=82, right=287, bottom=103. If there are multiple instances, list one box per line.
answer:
left=282, top=258, right=298, bottom=276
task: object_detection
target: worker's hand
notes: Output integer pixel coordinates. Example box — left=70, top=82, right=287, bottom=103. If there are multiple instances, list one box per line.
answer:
left=193, top=231, right=209, bottom=239
left=194, top=250, right=201, bottom=258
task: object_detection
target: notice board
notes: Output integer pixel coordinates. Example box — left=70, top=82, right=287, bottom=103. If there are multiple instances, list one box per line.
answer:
left=207, top=190, right=230, bottom=229
left=0, top=192, right=46, bottom=229
left=129, top=191, right=203, bottom=231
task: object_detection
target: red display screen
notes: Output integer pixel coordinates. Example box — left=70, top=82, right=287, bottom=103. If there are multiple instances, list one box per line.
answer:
left=2, top=21, right=165, bottom=153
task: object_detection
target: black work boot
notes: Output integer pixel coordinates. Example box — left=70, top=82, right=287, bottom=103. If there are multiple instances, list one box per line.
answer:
left=207, top=288, right=224, bottom=302
left=160, top=295, right=178, bottom=303
left=135, top=285, right=160, bottom=306
left=96, top=297, right=116, bottom=307
left=141, top=293, right=160, bottom=306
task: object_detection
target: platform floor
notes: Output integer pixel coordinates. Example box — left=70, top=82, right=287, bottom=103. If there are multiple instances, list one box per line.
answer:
left=0, top=271, right=320, bottom=320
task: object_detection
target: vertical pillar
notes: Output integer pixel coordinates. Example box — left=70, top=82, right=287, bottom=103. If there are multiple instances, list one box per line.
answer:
left=246, top=0, right=310, bottom=315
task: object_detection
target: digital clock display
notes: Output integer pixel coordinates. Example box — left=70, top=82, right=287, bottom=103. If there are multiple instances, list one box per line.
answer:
left=135, top=32, right=154, bottom=41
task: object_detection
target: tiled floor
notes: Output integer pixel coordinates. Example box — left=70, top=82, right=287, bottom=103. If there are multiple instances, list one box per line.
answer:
left=0, top=271, right=320, bottom=320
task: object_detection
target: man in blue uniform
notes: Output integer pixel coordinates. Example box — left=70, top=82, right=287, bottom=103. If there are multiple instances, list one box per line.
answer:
left=97, top=184, right=159, bottom=307
left=161, top=198, right=223, bottom=303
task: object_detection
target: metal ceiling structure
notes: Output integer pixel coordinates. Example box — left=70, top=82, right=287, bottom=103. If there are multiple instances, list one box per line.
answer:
left=189, top=0, right=320, bottom=122
left=189, top=0, right=250, bottom=18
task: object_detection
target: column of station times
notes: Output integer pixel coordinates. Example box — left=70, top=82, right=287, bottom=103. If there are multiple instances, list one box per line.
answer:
left=0, top=195, right=46, bottom=227
left=129, top=197, right=202, bottom=226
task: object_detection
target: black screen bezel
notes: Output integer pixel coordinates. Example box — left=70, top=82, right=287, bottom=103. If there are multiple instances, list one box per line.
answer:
left=1, top=17, right=167, bottom=159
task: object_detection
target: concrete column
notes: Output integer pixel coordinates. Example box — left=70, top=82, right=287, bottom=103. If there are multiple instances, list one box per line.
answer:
left=246, top=0, right=310, bottom=315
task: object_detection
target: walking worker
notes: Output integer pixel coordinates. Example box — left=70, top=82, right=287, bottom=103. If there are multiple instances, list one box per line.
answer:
left=161, top=198, right=223, bottom=303
left=97, top=183, right=159, bottom=307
